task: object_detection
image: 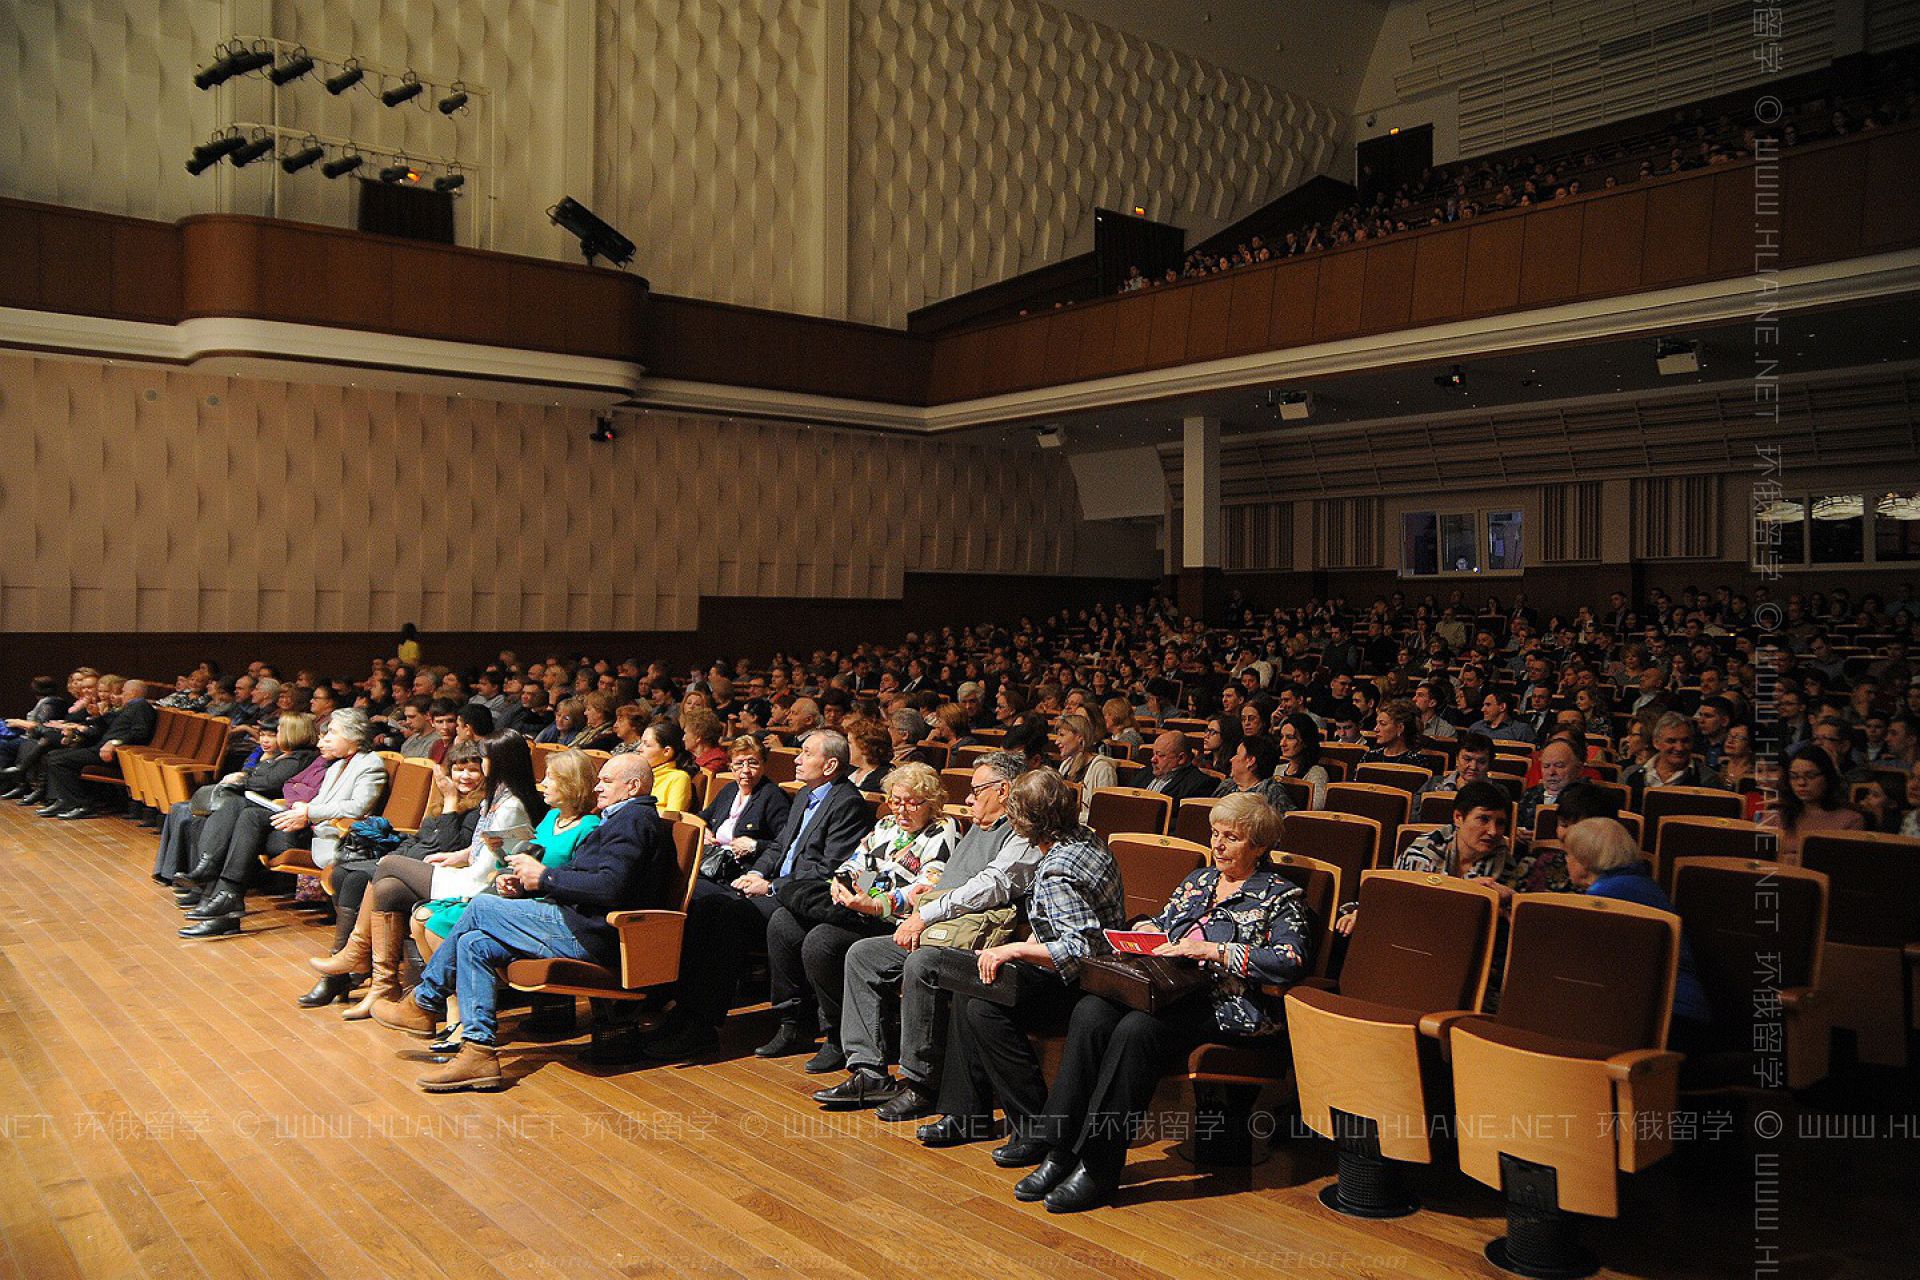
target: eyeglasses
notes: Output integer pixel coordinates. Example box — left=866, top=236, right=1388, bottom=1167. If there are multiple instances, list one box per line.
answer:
left=967, top=779, right=1008, bottom=797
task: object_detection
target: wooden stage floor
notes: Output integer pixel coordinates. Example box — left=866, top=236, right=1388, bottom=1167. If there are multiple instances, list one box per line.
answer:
left=0, top=800, right=1909, bottom=1280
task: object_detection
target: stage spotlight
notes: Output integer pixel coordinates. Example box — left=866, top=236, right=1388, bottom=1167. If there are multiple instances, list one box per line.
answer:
left=1433, top=363, right=1465, bottom=388
left=193, top=42, right=243, bottom=90
left=324, top=60, right=365, bottom=94
left=433, top=172, right=465, bottom=192
left=280, top=139, right=324, bottom=173
left=229, top=134, right=276, bottom=167
left=382, top=73, right=424, bottom=107
left=186, top=131, right=247, bottom=174
left=590, top=416, right=617, bottom=443
left=268, top=49, right=315, bottom=85
left=438, top=83, right=469, bottom=114
left=548, top=196, right=636, bottom=267
left=321, top=152, right=364, bottom=178
left=226, top=47, right=274, bottom=79
left=378, top=163, right=415, bottom=184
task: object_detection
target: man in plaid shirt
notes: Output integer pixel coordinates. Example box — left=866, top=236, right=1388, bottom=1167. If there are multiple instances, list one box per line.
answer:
left=919, top=770, right=1125, bottom=1167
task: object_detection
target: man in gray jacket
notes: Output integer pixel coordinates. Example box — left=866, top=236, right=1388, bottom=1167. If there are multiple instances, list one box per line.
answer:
left=810, top=751, right=1042, bottom=1120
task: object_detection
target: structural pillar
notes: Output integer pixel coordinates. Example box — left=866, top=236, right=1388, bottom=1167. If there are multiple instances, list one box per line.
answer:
left=1178, top=415, right=1224, bottom=622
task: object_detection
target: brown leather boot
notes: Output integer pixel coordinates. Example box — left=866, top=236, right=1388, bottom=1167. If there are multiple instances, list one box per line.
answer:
left=341, top=911, right=404, bottom=1021
left=372, top=991, right=441, bottom=1038
left=309, top=905, right=372, bottom=976
left=418, top=1042, right=505, bottom=1092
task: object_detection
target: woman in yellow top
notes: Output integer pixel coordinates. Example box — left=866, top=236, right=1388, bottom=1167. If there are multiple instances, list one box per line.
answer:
left=397, top=623, right=422, bottom=665
left=638, top=720, right=698, bottom=814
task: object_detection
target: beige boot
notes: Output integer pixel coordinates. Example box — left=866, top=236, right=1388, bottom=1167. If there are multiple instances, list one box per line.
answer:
left=341, top=911, right=405, bottom=1021
left=309, top=905, right=373, bottom=976
left=418, top=1041, right=504, bottom=1092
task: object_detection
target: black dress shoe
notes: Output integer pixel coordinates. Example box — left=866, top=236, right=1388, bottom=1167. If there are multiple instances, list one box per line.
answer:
left=17, top=788, right=47, bottom=807
left=1043, top=1164, right=1117, bottom=1214
left=753, top=1023, right=817, bottom=1058
left=56, top=806, right=94, bottom=821
left=1014, top=1151, right=1078, bottom=1202
left=179, top=914, right=242, bottom=940
left=176, top=856, right=221, bottom=887
left=36, top=802, right=65, bottom=818
left=175, top=889, right=206, bottom=910
left=813, top=1068, right=901, bottom=1109
left=803, top=1041, right=847, bottom=1075
left=992, top=1132, right=1053, bottom=1169
left=185, top=890, right=244, bottom=921
left=875, top=1083, right=938, bottom=1123
left=0, top=783, right=29, bottom=801
left=297, top=973, right=361, bottom=1008
left=637, top=1023, right=720, bottom=1063
left=916, top=1114, right=995, bottom=1148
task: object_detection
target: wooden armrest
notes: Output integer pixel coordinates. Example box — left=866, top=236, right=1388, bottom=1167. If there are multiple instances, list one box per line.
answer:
left=1609, top=1049, right=1683, bottom=1172
left=1777, top=985, right=1820, bottom=1014
left=1418, top=1008, right=1480, bottom=1041
left=610, top=909, right=690, bottom=990
left=1604, top=1048, right=1684, bottom=1083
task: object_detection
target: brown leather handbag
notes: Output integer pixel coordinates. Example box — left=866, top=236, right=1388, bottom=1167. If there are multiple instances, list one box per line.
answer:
left=1077, top=953, right=1211, bottom=1016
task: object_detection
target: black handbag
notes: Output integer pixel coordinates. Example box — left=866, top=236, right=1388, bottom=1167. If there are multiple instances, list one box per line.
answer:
left=1077, top=953, right=1211, bottom=1016
left=926, top=944, right=1042, bottom=1007
left=774, top=875, right=873, bottom=930
left=699, top=844, right=747, bottom=883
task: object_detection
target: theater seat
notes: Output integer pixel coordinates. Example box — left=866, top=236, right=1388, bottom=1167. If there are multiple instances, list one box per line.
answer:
left=1105, top=833, right=1207, bottom=921
left=1279, top=810, right=1381, bottom=911
left=1285, top=870, right=1503, bottom=1217
left=505, top=813, right=706, bottom=1053
left=1637, top=785, right=1742, bottom=851
left=1652, top=815, right=1774, bottom=894
left=1444, top=893, right=1683, bottom=1277
left=1323, top=783, right=1411, bottom=868
left=1354, top=762, right=1433, bottom=795
left=1669, top=856, right=1828, bottom=1091
left=1798, top=830, right=1920, bottom=1067
left=1084, top=785, right=1172, bottom=841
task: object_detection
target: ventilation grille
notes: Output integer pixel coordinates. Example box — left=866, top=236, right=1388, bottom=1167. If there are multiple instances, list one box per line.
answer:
left=1633, top=475, right=1723, bottom=559
left=1541, top=480, right=1605, bottom=562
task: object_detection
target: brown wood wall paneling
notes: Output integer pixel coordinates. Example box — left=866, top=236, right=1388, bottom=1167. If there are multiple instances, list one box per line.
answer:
left=1408, top=225, right=1469, bottom=323
left=1146, top=287, right=1193, bottom=366
left=1640, top=178, right=1716, bottom=286
left=0, top=199, right=185, bottom=323
left=1184, top=276, right=1235, bottom=362
left=1222, top=270, right=1273, bottom=356
left=1781, top=141, right=1866, bottom=267
left=1517, top=202, right=1585, bottom=305
left=1359, top=238, right=1417, bottom=333
left=1312, top=249, right=1367, bottom=339
left=1577, top=189, right=1647, bottom=296
left=641, top=294, right=930, bottom=405
left=1861, top=127, right=1920, bottom=249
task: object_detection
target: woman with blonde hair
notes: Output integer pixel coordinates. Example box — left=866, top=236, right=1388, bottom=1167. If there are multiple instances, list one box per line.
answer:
left=1102, top=697, right=1144, bottom=752
left=1052, top=712, right=1117, bottom=820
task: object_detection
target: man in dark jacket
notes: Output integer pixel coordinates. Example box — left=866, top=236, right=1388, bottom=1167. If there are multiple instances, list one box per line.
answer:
left=40, top=679, right=157, bottom=820
left=372, top=752, right=679, bottom=1091
left=638, top=728, right=874, bottom=1061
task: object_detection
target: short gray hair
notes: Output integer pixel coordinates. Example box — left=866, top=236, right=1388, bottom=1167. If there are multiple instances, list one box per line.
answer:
left=1563, top=817, right=1639, bottom=874
left=329, top=708, right=372, bottom=746
left=957, top=681, right=983, bottom=700
left=805, top=729, right=850, bottom=772
left=256, top=677, right=282, bottom=699
left=977, top=750, right=1023, bottom=783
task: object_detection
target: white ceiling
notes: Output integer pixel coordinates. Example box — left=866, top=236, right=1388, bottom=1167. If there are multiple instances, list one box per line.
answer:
left=1041, top=0, right=1393, bottom=116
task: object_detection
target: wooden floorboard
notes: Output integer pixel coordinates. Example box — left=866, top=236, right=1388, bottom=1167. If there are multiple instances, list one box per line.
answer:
left=0, top=801, right=1909, bottom=1280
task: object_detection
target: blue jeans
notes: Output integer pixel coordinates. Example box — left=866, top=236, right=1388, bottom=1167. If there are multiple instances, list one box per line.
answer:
left=412, top=895, right=590, bottom=1045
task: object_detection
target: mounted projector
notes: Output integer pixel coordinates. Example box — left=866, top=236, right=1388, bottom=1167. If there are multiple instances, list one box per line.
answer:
left=1035, top=426, right=1066, bottom=450
left=1268, top=389, right=1313, bottom=421
left=1655, top=338, right=1701, bottom=376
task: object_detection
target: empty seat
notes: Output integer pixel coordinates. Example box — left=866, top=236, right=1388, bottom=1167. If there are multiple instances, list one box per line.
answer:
left=1670, top=856, right=1828, bottom=1090
left=1636, top=785, right=1743, bottom=851
left=1105, top=833, right=1208, bottom=921
left=1320, top=743, right=1366, bottom=777
left=765, top=747, right=799, bottom=784
left=939, top=767, right=976, bottom=807
left=1652, top=816, right=1775, bottom=894
left=1445, top=894, right=1685, bottom=1276
left=1798, top=830, right=1920, bottom=1067
left=1172, top=795, right=1222, bottom=846
left=1323, top=783, right=1411, bottom=869
left=1084, top=786, right=1172, bottom=842
left=1354, top=762, right=1433, bottom=795
left=1286, top=870, right=1503, bottom=1217
left=1280, top=811, right=1382, bottom=911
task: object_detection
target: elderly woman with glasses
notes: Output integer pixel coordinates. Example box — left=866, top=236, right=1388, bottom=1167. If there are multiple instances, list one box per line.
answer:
left=761, top=761, right=958, bottom=1073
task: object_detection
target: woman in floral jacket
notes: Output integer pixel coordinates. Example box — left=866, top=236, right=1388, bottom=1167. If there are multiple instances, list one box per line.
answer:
left=1016, top=791, right=1310, bottom=1213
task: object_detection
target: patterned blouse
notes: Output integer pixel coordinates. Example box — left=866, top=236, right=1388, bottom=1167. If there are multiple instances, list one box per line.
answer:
left=1394, top=824, right=1510, bottom=883
left=1149, top=867, right=1313, bottom=1036
left=1211, top=774, right=1297, bottom=814
left=834, top=815, right=959, bottom=919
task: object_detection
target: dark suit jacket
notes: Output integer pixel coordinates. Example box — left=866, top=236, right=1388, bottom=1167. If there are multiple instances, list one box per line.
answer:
left=243, top=749, right=320, bottom=798
left=748, top=777, right=876, bottom=885
left=541, top=795, right=681, bottom=968
left=104, top=699, right=158, bottom=748
left=699, top=780, right=792, bottom=850
left=1154, top=764, right=1220, bottom=808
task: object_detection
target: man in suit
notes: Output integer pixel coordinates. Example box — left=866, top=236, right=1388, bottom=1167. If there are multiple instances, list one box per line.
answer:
left=373, top=752, right=680, bottom=1091
left=178, top=709, right=389, bottom=938
left=640, top=729, right=874, bottom=1060
left=39, top=678, right=157, bottom=820
left=1143, top=730, right=1216, bottom=809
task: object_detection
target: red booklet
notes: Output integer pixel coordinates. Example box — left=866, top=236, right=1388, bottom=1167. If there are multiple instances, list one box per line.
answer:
left=1104, top=930, right=1166, bottom=955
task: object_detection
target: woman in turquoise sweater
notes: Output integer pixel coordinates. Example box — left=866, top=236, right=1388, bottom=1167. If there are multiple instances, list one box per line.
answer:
left=415, top=748, right=603, bottom=948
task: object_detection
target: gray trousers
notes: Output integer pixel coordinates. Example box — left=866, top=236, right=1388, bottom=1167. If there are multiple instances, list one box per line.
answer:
left=838, top=938, right=953, bottom=1087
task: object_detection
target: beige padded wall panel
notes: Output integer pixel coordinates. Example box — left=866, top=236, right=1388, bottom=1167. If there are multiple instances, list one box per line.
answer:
left=594, top=0, right=825, bottom=312
left=845, top=0, right=1341, bottom=327
left=0, top=354, right=1078, bottom=634
left=0, top=0, right=225, bottom=222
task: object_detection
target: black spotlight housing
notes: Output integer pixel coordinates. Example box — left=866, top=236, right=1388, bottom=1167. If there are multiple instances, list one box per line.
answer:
left=229, top=134, right=276, bottom=167
left=438, top=84, right=469, bottom=114
left=187, top=131, right=247, bottom=173
left=231, top=47, right=274, bottom=77
left=433, top=173, right=465, bottom=192
left=321, top=152, right=364, bottom=179
left=548, top=196, right=636, bottom=267
left=378, top=163, right=413, bottom=184
left=280, top=141, right=324, bottom=173
left=193, top=43, right=243, bottom=90
left=268, top=50, right=315, bottom=85
left=590, top=416, right=617, bottom=443
left=324, top=60, right=364, bottom=94
left=381, top=74, right=424, bottom=107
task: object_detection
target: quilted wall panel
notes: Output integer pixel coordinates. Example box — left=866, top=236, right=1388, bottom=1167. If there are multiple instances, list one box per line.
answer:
left=593, top=0, right=826, bottom=313
left=845, top=0, right=1342, bottom=326
left=0, top=353, right=1079, bottom=633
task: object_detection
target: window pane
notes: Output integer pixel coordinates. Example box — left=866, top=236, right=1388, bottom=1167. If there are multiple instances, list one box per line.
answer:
left=1441, top=513, right=1480, bottom=573
left=1401, top=512, right=1438, bottom=576
left=1808, top=493, right=1864, bottom=564
left=1487, top=509, right=1524, bottom=571
left=1875, top=492, right=1920, bottom=562
left=1754, top=497, right=1804, bottom=566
